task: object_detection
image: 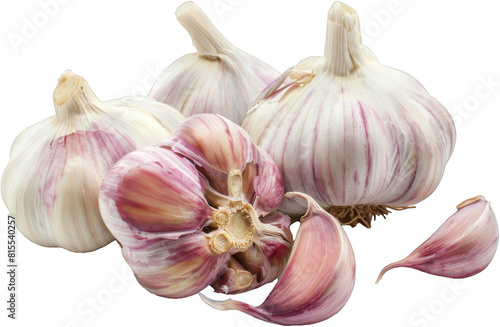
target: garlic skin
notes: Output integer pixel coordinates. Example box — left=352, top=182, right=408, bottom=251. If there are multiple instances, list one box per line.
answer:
left=149, top=1, right=280, bottom=125
left=99, top=114, right=293, bottom=298
left=242, top=2, right=456, bottom=228
left=1, top=71, right=184, bottom=253
left=201, top=192, right=356, bottom=326
left=376, top=196, right=498, bottom=283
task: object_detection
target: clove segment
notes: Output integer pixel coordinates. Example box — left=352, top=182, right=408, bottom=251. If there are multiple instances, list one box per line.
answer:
left=376, top=196, right=498, bottom=283
left=201, top=192, right=356, bottom=325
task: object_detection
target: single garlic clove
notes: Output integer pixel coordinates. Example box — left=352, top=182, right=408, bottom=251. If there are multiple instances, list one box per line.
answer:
left=211, top=211, right=294, bottom=294
left=242, top=1, right=456, bottom=228
left=201, top=192, right=356, bottom=325
left=1, top=70, right=184, bottom=253
left=99, top=146, right=213, bottom=236
left=126, top=232, right=231, bottom=299
left=376, top=196, right=499, bottom=283
left=99, top=114, right=292, bottom=298
left=149, top=1, right=280, bottom=125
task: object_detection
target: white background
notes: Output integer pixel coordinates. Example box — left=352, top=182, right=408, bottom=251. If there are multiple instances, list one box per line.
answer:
left=1, top=0, right=499, bottom=326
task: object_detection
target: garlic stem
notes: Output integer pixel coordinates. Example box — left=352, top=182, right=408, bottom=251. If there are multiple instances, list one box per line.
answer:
left=324, top=2, right=365, bottom=76
left=176, top=1, right=234, bottom=59
left=53, top=70, right=102, bottom=123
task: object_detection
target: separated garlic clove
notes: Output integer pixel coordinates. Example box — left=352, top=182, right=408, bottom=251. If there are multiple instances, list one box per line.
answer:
left=149, top=1, right=280, bottom=125
left=201, top=192, right=356, bottom=325
left=376, top=196, right=498, bottom=283
left=242, top=2, right=456, bottom=228
left=99, top=114, right=293, bottom=298
left=1, top=70, right=184, bottom=253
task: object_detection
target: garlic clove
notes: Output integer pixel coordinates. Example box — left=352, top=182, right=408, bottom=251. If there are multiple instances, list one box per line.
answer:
left=1, top=70, right=183, bottom=252
left=99, top=114, right=292, bottom=298
left=125, top=232, right=231, bottom=299
left=242, top=1, right=456, bottom=228
left=376, top=196, right=498, bottom=283
left=149, top=1, right=280, bottom=125
left=99, top=146, right=212, bottom=236
left=201, top=192, right=356, bottom=325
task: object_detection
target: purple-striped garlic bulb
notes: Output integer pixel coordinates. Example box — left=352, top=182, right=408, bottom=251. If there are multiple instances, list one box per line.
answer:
left=99, top=114, right=293, bottom=298
left=202, top=192, right=356, bottom=325
left=377, top=196, right=498, bottom=283
left=149, top=2, right=279, bottom=125
left=242, top=2, right=456, bottom=228
left=1, top=70, right=184, bottom=253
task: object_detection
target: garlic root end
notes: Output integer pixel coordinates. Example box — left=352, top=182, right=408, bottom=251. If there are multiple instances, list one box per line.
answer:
left=326, top=204, right=415, bottom=228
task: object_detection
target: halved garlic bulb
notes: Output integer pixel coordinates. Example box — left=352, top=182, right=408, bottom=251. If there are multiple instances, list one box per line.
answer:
left=99, top=114, right=293, bottom=298
left=201, top=192, right=356, bottom=325
left=376, top=196, right=498, bottom=282
left=149, top=1, right=280, bottom=125
left=242, top=2, right=456, bottom=228
left=1, top=70, right=184, bottom=252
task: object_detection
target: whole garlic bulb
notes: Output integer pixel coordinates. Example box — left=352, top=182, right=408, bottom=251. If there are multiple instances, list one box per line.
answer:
left=1, top=70, right=184, bottom=252
left=99, top=114, right=293, bottom=298
left=242, top=2, right=456, bottom=228
left=149, top=1, right=280, bottom=125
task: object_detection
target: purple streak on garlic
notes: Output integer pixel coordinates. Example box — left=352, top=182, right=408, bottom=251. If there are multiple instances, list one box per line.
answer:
left=99, top=114, right=292, bottom=298
left=376, top=196, right=498, bottom=283
left=201, top=192, right=356, bottom=325
left=149, top=1, right=280, bottom=125
left=242, top=2, right=456, bottom=228
left=1, top=70, right=184, bottom=253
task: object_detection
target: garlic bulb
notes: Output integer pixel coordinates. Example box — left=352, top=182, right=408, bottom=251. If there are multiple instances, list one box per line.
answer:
left=376, top=196, right=498, bottom=283
left=1, top=70, right=184, bottom=252
left=242, top=2, right=456, bottom=228
left=149, top=1, right=280, bottom=125
left=201, top=192, right=356, bottom=325
left=99, top=114, right=293, bottom=298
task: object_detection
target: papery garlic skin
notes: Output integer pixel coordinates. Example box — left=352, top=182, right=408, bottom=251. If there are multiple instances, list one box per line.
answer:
left=149, top=1, right=280, bottom=125
left=242, top=2, right=456, bottom=228
left=376, top=196, right=498, bottom=283
left=1, top=71, right=184, bottom=253
left=99, top=114, right=292, bottom=298
left=201, top=192, right=356, bottom=326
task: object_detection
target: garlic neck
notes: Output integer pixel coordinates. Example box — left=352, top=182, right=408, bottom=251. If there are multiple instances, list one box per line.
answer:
left=53, top=70, right=102, bottom=123
left=324, top=2, right=365, bottom=76
left=176, top=1, right=234, bottom=59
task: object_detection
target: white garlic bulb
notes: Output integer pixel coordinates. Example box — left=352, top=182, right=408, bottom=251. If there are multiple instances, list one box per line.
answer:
left=242, top=2, right=456, bottom=228
left=1, top=70, right=184, bottom=252
left=149, top=1, right=280, bottom=125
